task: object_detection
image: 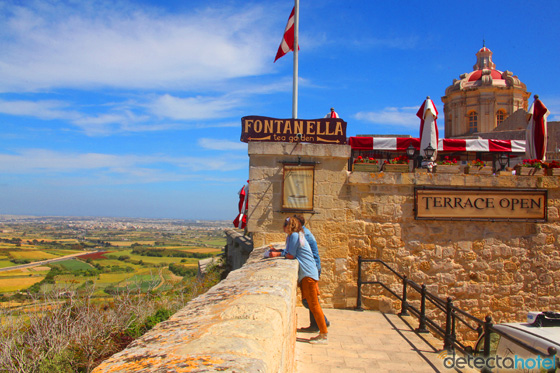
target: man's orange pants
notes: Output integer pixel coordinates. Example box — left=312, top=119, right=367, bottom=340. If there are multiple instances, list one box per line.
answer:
left=300, top=277, right=327, bottom=334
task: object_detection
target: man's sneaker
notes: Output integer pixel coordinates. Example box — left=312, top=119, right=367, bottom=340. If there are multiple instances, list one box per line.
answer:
left=297, top=326, right=319, bottom=333
left=309, top=333, right=328, bottom=345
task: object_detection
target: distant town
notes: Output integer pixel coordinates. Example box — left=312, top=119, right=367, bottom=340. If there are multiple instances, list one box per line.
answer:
left=0, top=214, right=231, bottom=229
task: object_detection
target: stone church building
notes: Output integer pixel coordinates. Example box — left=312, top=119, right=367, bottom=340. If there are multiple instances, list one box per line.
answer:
left=441, top=45, right=559, bottom=159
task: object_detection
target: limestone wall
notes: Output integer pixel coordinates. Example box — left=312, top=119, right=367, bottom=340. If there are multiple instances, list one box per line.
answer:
left=225, top=228, right=254, bottom=271
left=93, top=243, right=297, bottom=373
left=248, top=142, right=560, bottom=330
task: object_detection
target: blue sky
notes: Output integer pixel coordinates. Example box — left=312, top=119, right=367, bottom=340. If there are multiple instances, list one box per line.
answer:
left=0, top=0, right=559, bottom=220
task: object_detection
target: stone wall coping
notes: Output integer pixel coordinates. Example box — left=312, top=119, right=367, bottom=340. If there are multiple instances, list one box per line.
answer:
left=225, top=229, right=254, bottom=254
left=347, top=170, right=560, bottom=188
left=93, top=242, right=297, bottom=373
left=248, top=141, right=351, bottom=158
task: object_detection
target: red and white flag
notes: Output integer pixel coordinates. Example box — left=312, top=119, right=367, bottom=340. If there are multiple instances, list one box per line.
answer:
left=233, top=183, right=248, bottom=229
left=274, top=7, right=297, bottom=62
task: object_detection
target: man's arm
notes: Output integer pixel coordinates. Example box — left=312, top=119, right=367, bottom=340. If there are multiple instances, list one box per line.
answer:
left=269, top=249, right=295, bottom=259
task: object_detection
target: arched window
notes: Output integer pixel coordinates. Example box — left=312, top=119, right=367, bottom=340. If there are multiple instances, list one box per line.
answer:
left=496, top=109, right=507, bottom=125
left=468, top=111, right=478, bottom=133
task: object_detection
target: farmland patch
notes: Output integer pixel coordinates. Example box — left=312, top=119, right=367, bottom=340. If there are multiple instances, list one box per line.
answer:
left=9, top=251, right=58, bottom=260
left=0, top=276, right=44, bottom=292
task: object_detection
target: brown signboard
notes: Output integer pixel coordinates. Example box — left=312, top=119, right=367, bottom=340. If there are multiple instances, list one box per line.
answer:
left=241, top=116, right=347, bottom=144
left=415, top=187, right=547, bottom=221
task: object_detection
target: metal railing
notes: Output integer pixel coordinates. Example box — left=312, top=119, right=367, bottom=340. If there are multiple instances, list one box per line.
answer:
left=356, top=256, right=558, bottom=372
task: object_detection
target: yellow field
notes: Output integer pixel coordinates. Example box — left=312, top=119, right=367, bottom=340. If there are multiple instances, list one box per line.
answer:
left=32, top=266, right=51, bottom=271
left=107, top=241, right=156, bottom=247
left=108, top=250, right=188, bottom=265
left=43, top=250, right=83, bottom=257
left=0, top=269, right=49, bottom=278
left=183, top=248, right=221, bottom=254
left=9, top=251, right=58, bottom=260
left=0, top=277, right=44, bottom=292
left=97, top=273, right=135, bottom=284
left=24, top=238, right=79, bottom=243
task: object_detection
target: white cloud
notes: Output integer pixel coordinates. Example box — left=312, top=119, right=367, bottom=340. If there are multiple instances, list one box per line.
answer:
left=0, top=148, right=247, bottom=183
left=198, top=138, right=247, bottom=151
left=0, top=99, right=80, bottom=121
left=147, top=94, right=241, bottom=120
left=355, top=106, right=421, bottom=129
left=0, top=1, right=275, bottom=92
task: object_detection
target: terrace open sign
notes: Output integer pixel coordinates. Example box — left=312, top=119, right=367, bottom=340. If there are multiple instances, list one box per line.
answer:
left=241, top=116, right=347, bottom=144
left=415, top=187, right=547, bottom=221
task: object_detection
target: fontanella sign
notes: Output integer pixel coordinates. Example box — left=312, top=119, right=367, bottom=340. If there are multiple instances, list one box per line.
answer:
left=241, top=116, right=347, bottom=144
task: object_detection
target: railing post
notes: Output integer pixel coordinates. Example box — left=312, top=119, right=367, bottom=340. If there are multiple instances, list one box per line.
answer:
left=547, top=347, right=557, bottom=373
left=398, top=275, right=409, bottom=316
left=356, top=256, right=363, bottom=311
left=481, top=315, right=493, bottom=373
left=415, top=284, right=429, bottom=334
left=476, top=323, right=483, bottom=337
left=444, top=297, right=454, bottom=351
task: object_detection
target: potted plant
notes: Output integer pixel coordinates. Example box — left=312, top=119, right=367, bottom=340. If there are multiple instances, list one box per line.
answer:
left=352, top=156, right=380, bottom=172
left=514, top=159, right=546, bottom=176
left=464, top=159, right=493, bottom=175
left=382, top=155, right=410, bottom=173
left=435, top=156, right=461, bottom=174
left=545, top=160, right=560, bottom=176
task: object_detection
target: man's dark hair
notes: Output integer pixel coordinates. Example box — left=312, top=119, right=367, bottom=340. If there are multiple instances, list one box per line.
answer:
left=293, top=214, right=305, bottom=226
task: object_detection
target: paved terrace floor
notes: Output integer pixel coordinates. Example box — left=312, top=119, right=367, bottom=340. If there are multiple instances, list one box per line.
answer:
left=295, top=307, right=452, bottom=373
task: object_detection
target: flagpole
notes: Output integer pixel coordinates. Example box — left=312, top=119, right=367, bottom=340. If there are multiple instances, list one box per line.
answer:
left=292, top=0, right=299, bottom=119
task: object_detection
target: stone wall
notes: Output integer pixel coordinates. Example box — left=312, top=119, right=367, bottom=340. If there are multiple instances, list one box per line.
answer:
left=225, top=229, right=254, bottom=271
left=247, top=141, right=560, bottom=331
left=93, top=243, right=297, bottom=373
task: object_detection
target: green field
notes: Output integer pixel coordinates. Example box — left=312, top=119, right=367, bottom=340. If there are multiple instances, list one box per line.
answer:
left=0, top=260, right=13, bottom=269
left=105, top=250, right=192, bottom=265
left=54, top=259, right=94, bottom=271
left=94, top=259, right=137, bottom=268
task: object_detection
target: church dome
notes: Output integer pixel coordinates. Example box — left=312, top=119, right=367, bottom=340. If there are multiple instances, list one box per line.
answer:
left=467, top=69, right=503, bottom=82
left=441, top=44, right=530, bottom=138
left=445, top=45, right=526, bottom=95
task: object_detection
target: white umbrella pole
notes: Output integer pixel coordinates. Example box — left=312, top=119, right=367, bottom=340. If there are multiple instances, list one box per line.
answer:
left=292, top=0, right=299, bottom=119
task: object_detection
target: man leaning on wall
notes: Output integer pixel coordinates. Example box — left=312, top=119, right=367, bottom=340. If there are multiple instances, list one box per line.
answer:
left=294, top=215, right=330, bottom=333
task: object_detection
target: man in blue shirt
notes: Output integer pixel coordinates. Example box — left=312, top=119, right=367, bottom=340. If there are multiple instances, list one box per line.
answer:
left=294, top=215, right=330, bottom=333
left=270, top=217, right=328, bottom=343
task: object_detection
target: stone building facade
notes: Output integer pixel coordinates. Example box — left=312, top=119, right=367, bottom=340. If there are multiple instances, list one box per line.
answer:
left=442, top=46, right=531, bottom=138
left=247, top=141, right=560, bottom=330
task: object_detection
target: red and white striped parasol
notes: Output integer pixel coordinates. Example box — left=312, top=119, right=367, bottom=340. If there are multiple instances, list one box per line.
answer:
left=526, top=95, right=550, bottom=161
left=417, top=96, right=439, bottom=163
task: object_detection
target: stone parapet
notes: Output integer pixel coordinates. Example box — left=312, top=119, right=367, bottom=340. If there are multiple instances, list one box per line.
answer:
left=225, top=229, right=254, bottom=271
left=93, top=243, right=297, bottom=373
